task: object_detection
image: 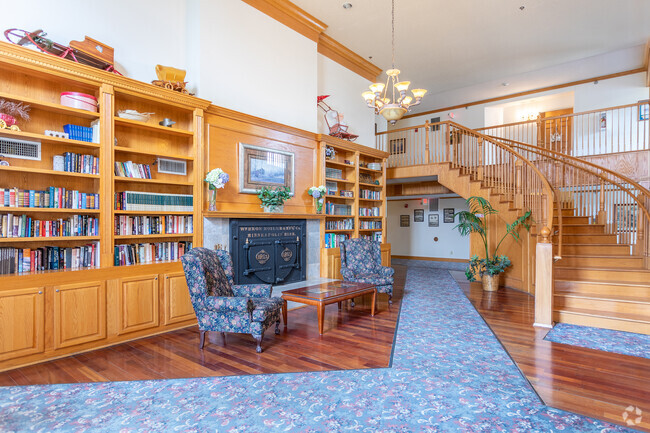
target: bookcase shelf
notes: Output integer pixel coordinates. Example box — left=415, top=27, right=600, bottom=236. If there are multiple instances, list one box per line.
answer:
left=113, top=177, right=193, bottom=186
left=0, top=235, right=99, bottom=244
left=0, top=91, right=101, bottom=120
left=0, top=166, right=99, bottom=179
left=0, top=128, right=100, bottom=150
left=0, top=207, right=100, bottom=214
left=113, top=146, right=194, bottom=161
left=113, top=210, right=194, bottom=216
left=114, top=116, right=193, bottom=137
left=114, top=234, right=194, bottom=240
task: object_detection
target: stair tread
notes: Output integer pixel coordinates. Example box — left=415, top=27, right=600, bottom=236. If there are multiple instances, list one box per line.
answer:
left=555, top=266, right=650, bottom=272
left=555, top=278, right=650, bottom=288
left=559, top=243, right=630, bottom=247
left=555, top=291, right=650, bottom=304
left=560, top=254, right=641, bottom=259
left=555, top=307, right=650, bottom=323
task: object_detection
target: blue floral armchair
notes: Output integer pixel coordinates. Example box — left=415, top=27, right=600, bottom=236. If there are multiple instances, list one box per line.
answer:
left=340, top=238, right=394, bottom=304
left=181, top=248, right=283, bottom=353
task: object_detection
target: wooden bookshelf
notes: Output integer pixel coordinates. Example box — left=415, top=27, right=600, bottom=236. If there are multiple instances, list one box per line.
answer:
left=0, top=40, right=210, bottom=371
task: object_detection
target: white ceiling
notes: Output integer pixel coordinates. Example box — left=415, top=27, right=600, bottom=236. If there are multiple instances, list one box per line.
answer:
left=293, top=0, right=650, bottom=114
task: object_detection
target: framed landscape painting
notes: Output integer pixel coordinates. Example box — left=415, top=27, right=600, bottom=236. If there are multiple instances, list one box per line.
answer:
left=239, top=143, right=294, bottom=194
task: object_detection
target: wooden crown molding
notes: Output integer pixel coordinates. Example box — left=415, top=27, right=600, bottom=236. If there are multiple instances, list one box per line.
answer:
left=316, top=133, right=388, bottom=158
left=403, top=67, right=646, bottom=120
left=0, top=41, right=211, bottom=110
left=317, top=34, right=382, bottom=82
left=241, top=0, right=327, bottom=42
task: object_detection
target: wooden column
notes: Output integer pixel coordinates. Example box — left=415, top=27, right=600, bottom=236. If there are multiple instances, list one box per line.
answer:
left=514, top=160, right=523, bottom=209
left=193, top=108, right=204, bottom=247
left=534, top=227, right=553, bottom=328
left=99, top=84, right=114, bottom=268
left=597, top=179, right=607, bottom=225
left=476, top=139, right=484, bottom=181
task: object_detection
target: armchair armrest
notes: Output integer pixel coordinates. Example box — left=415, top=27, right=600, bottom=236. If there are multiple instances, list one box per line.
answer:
left=340, top=267, right=356, bottom=281
left=232, top=284, right=273, bottom=298
left=204, top=296, right=252, bottom=313
left=377, top=266, right=394, bottom=277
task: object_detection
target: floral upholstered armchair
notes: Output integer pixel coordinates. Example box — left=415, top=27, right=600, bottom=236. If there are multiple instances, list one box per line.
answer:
left=339, top=238, right=394, bottom=304
left=181, top=248, right=283, bottom=353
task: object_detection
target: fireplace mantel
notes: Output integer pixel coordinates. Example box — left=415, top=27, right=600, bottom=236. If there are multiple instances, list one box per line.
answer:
left=204, top=211, right=325, bottom=220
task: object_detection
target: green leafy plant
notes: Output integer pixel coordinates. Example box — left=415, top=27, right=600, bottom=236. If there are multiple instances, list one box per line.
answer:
left=454, top=196, right=531, bottom=282
left=257, top=186, right=292, bottom=210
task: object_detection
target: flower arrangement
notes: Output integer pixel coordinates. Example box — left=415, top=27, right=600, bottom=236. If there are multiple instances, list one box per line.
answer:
left=205, top=168, right=229, bottom=190
left=205, top=168, right=229, bottom=211
left=308, top=185, right=327, bottom=213
left=325, top=145, right=336, bottom=160
left=257, top=186, right=292, bottom=212
left=0, top=99, right=30, bottom=128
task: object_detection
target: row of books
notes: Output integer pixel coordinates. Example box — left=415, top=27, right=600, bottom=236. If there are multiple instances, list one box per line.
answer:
left=0, top=214, right=99, bottom=238
left=114, top=215, right=194, bottom=236
left=325, top=219, right=354, bottom=230
left=359, top=207, right=381, bottom=217
left=114, top=161, right=152, bottom=179
left=0, top=242, right=100, bottom=274
left=0, top=187, right=99, bottom=210
left=361, top=232, right=382, bottom=242
left=360, top=220, right=382, bottom=229
left=58, top=152, right=100, bottom=174
left=359, top=189, right=381, bottom=200
left=339, top=190, right=354, bottom=198
left=115, top=191, right=194, bottom=212
left=325, top=203, right=352, bottom=216
left=114, top=241, right=192, bottom=266
left=324, top=233, right=349, bottom=249
left=63, top=124, right=94, bottom=143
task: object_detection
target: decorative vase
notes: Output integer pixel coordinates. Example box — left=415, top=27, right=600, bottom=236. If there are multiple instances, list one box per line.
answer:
left=481, top=274, right=500, bottom=292
left=263, top=204, right=284, bottom=213
left=315, top=197, right=324, bottom=214
left=208, top=187, right=217, bottom=211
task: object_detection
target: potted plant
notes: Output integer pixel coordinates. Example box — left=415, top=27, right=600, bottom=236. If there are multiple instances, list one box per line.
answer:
left=454, top=196, right=531, bottom=291
left=257, top=186, right=291, bottom=213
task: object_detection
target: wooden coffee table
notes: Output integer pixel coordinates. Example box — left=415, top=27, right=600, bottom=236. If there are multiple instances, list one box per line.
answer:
left=281, top=281, right=376, bottom=335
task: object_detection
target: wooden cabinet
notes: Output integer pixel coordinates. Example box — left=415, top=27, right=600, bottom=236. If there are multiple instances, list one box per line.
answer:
left=163, top=272, right=195, bottom=325
left=0, top=287, right=44, bottom=361
left=54, top=281, right=106, bottom=349
left=117, top=274, right=160, bottom=335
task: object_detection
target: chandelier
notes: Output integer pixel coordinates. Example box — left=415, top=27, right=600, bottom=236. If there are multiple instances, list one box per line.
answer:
left=362, top=0, right=427, bottom=124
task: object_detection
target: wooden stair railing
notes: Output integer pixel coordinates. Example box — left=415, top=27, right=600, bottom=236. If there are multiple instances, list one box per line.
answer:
left=377, top=121, right=557, bottom=326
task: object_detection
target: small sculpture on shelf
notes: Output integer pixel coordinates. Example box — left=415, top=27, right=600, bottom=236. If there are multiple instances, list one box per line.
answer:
left=152, top=65, right=194, bottom=95
left=317, top=95, right=358, bottom=141
left=0, top=98, right=30, bottom=131
left=205, top=168, right=229, bottom=211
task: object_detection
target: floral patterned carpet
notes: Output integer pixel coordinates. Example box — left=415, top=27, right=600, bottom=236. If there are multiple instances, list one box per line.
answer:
left=0, top=265, right=635, bottom=432
left=544, top=322, right=650, bottom=360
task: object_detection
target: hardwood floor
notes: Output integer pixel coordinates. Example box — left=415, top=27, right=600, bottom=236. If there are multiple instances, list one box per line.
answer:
left=1, top=264, right=648, bottom=431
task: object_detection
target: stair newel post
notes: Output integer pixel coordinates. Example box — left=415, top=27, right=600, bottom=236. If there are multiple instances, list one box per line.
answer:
left=597, top=180, right=607, bottom=225
left=424, top=121, right=431, bottom=164
left=534, top=224, right=554, bottom=328
left=515, top=159, right=523, bottom=209
left=477, top=138, right=484, bottom=181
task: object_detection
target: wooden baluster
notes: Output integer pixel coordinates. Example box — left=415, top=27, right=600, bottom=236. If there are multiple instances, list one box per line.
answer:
left=515, top=160, right=523, bottom=209
left=476, top=138, right=484, bottom=181
left=424, top=121, right=430, bottom=165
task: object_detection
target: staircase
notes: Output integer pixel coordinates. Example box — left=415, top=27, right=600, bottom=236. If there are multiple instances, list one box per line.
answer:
left=553, top=208, right=650, bottom=334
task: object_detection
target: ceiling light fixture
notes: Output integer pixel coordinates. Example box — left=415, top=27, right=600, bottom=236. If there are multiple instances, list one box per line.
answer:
left=342, top=3, right=352, bottom=9
left=362, top=0, right=426, bottom=124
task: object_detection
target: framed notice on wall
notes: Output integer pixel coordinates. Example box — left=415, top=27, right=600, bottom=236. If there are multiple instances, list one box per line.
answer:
left=414, top=209, right=424, bottom=222
left=443, top=208, right=455, bottom=223
left=428, top=213, right=439, bottom=227
left=400, top=215, right=410, bottom=227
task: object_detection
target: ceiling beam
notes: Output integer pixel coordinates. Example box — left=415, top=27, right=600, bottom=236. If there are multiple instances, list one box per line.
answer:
left=241, top=0, right=327, bottom=42
left=317, top=34, right=382, bottom=82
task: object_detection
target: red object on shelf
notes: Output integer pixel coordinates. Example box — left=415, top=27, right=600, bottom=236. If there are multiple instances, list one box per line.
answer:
left=317, top=95, right=358, bottom=141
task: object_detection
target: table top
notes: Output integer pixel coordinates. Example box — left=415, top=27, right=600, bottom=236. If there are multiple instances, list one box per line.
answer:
left=281, top=281, right=375, bottom=301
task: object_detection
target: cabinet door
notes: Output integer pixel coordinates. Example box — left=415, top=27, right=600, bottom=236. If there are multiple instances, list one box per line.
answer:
left=118, top=274, right=159, bottom=335
left=0, top=287, right=44, bottom=361
left=54, top=281, right=106, bottom=349
left=163, top=272, right=195, bottom=325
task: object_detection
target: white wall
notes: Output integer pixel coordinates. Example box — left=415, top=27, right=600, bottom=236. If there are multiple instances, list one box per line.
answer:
left=387, top=197, right=469, bottom=260
left=317, top=54, right=375, bottom=147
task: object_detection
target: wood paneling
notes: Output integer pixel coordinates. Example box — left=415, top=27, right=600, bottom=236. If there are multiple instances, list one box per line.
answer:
left=0, top=287, right=44, bottom=361
left=163, top=272, right=195, bottom=325
left=117, top=275, right=160, bottom=335
left=54, top=281, right=106, bottom=349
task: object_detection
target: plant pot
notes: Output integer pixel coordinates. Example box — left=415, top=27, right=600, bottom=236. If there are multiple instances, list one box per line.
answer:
left=315, top=198, right=324, bottom=214
left=263, top=204, right=284, bottom=213
left=481, top=274, right=500, bottom=292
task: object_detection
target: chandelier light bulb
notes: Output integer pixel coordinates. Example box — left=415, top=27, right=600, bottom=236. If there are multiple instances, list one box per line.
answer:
left=411, top=88, right=427, bottom=99
left=369, top=83, right=385, bottom=94
left=394, top=81, right=410, bottom=92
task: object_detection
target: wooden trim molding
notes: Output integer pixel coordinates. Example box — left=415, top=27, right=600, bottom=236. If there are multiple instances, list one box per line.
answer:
left=241, top=0, right=327, bottom=42
left=403, top=67, right=647, bottom=120
left=391, top=255, right=468, bottom=263
left=317, top=133, right=389, bottom=158
left=317, top=34, right=382, bottom=82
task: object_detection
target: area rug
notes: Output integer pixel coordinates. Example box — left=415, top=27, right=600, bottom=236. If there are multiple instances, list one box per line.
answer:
left=544, top=322, right=650, bottom=360
left=0, top=266, right=634, bottom=432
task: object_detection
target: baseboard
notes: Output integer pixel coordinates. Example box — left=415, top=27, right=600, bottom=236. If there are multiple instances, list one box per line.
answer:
left=391, top=255, right=468, bottom=263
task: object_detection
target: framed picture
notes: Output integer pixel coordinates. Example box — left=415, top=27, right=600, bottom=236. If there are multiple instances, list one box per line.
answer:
left=414, top=209, right=424, bottom=222
left=400, top=215, right=410, bottom=227
left=639, top=102, right=649, bottom=121
left=599, top=112, right=607, bottom=129
left=428, top=213, right=439, bottom=227
left=430, top=116, right=440, bottom=131
left=615, top=203, right=637, bottom=232
left=389, top=138, right=406, bottom=155
left=239, top=143, right=294, bottom=194
left=443, top=208, right=455, bottom=223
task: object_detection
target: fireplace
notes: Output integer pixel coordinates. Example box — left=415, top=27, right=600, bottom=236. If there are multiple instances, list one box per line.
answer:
left=230, top=219, right=306, bottom=286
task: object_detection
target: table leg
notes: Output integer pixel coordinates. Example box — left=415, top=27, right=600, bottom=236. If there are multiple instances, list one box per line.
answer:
left=371, top=289, right=376, bottom=316
left=317, top=302, right=325, bottom=335
left=282, top=299, right=288, bottom=327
